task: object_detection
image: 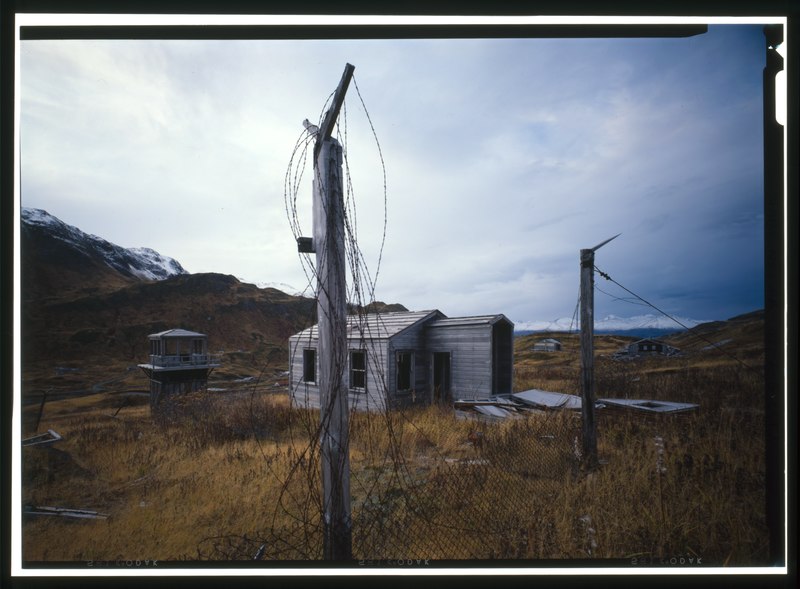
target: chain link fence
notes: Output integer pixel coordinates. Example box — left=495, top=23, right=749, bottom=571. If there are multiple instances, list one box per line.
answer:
left=194, top=398, right=581, bottom=561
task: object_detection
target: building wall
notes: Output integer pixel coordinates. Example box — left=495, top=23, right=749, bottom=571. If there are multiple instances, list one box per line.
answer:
left=533, top=341, right=561, bottom=352
left=288, top=314, right=513, bottom=409
left=386, top=321, right=430, bottom=407
left=289, top=334, right=391, bottom=412
left=425, top=324, right=495, bottom=400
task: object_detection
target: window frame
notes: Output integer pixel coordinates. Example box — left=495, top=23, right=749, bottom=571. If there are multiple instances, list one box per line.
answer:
left=302, top=348, right=317, bottom=384
left=349, top=349, right=367, bottom=392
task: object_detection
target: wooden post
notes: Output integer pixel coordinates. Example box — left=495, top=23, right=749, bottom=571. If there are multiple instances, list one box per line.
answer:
left=580, top=234, right=619, bottom=471
left=34, top=390, right=48, bottom=432
left=311, top=63, right=354, bottom=561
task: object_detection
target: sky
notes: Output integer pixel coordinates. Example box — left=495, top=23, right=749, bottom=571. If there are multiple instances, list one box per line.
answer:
left=17, top=18, right=773, bottom=328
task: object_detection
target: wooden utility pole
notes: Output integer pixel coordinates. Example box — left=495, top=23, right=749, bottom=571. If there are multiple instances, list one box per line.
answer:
left=303, top=63, right=355, bottom=560
left=579, top=233, right=619, bottom=470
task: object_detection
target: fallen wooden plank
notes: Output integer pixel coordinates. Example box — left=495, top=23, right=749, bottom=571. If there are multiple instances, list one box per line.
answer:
left=24, top=505, right=109, bottom=520
left=22, top=430, right=63, bottom=447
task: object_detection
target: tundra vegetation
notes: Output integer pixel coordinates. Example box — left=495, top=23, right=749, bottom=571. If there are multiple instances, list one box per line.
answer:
left=20, top=328, right=770, bottom=566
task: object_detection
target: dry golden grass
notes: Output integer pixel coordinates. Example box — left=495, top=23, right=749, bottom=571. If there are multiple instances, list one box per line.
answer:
left=20, top=332, right=770, bottom=565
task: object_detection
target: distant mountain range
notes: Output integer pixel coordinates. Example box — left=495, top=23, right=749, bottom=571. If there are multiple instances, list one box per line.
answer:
left=19, top=208, right=401, bottom=370
left=19, top=207, right=754, bottom=372
left=20, top=208, right=314, bottom=367
left=514, top=314, right=708, bottom=338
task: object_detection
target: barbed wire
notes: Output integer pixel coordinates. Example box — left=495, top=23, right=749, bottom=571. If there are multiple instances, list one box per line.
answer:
left=229, top=70, right=586, bottom=561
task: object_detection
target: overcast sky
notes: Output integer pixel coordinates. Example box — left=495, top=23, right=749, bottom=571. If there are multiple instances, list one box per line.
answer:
left=18, top=20, right=771, bottom=327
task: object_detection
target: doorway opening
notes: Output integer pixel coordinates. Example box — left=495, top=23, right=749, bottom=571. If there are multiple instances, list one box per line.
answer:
left=433, top=352, right=451, bottom=404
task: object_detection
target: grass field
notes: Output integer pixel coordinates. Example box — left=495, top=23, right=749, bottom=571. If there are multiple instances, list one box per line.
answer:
left=19, top=332, right=772, bottom=566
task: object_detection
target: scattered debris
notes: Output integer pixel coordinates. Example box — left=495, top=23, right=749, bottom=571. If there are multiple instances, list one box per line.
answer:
left=467, top=430, right=485, bottom=449
left=473, top=405, right=515, bottom=419
left=598, top=398, right=699, bottom=415
left=454, top=391, right=696, bottom=420
left=22, top=430, right=63, bottom=447
left=24, top=505, right=109, bottom=520
left=512, top=389, right=585, bottom=410
left=443, top=458, right=490, bottom=466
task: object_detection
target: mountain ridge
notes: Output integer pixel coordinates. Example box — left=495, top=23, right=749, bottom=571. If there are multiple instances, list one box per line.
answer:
left=20, top=208, right=406, bottom=372
left=20, top=208, right=758, bottom=377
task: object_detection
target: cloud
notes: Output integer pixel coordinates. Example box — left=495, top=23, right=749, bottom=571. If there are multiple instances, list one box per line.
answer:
left=19, top=25, right=768, bottom=324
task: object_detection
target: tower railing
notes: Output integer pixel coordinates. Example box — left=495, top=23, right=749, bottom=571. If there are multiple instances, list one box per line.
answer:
left=147, top=353, right=222, bottom=368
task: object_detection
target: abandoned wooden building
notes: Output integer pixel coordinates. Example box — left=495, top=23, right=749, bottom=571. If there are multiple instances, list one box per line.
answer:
left=626, top=338, right=680, bottom=357
left=138, top=328, right=221, bottom=408
left=288, top=310, right=514, bottom=411
left=533, top=338, right=562, bottom=352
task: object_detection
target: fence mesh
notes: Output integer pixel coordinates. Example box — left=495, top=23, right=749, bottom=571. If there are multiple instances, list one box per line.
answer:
left=192, top=395, right=581, bottom=561
left=348, top=406, right=581, bottom=560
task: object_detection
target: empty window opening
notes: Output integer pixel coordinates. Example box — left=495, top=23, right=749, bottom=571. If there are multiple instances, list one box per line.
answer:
left=350, top=350, right=367, bottom=390
left=303, top=349, right=316, bottom=383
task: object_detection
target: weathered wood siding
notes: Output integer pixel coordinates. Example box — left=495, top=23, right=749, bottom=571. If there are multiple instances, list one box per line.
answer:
left=386, top=320, right=430, bottom=407
left=288, top=311, right=512, bottom=409
left=289, top=334, right=389, bottom=411
left=425, top=317, right=514, bottom=399
left=425, top=324, right=494, bottom=400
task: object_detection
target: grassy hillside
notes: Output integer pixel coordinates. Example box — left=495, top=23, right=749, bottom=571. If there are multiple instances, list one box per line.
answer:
left=18, top=312, right=772, bottom=566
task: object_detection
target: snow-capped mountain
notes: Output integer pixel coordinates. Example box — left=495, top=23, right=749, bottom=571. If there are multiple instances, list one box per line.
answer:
left=22, top=207, right=187, bottom=281
left=515, top=313, right=707, bottom=335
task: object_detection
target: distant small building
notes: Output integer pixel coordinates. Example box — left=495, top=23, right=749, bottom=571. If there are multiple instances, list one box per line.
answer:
left=138, top=328, right=221, bottom=409
left=288, top=310, right=514, bottom=411
left=627, top=338, right=679, bottom=357
left=533, top=338, right=562, bottom=352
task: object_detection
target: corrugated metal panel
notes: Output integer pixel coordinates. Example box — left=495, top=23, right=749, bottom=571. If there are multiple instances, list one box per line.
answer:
left=473, top=405, right=515, bottom=418
left=512, top=389, right=583, bottom=410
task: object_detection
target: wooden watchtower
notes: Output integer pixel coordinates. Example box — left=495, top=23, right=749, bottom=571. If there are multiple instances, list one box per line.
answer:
left=138, top=328, right=221, bottom=409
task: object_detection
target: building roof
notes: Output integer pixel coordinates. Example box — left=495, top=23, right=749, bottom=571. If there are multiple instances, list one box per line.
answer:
left=427, top=314, right=513, bottom=329
left=631, top=338, right=669, bottom=346
left=290, top=310, right=515, bottom=342
left=289, top=310, right=445, bottom=341
left=148, top=328, right=207, bottom=339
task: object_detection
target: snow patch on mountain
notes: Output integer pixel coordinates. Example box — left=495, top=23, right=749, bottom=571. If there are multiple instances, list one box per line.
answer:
left=126, top=247, right=187, bottom=280
left=22, top=207, right=187, bottom=281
